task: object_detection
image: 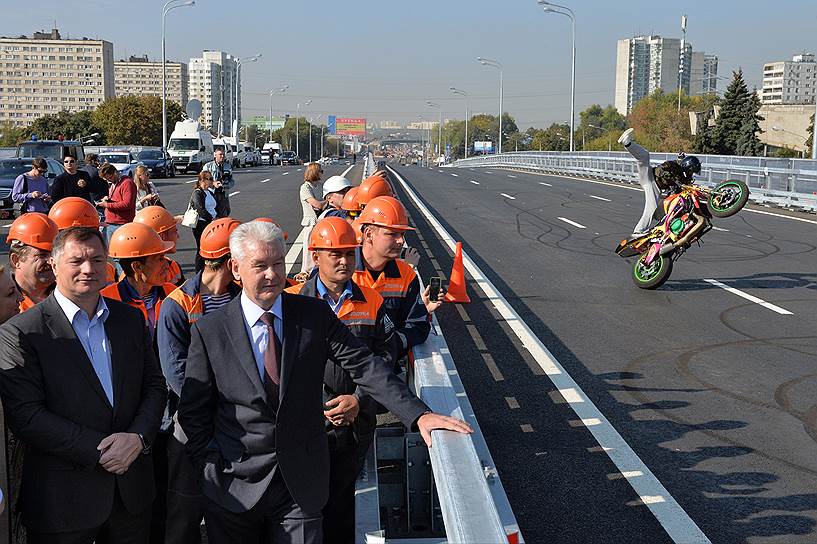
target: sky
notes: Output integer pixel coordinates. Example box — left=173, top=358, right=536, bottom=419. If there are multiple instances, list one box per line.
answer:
left=3, top=0, right=817, bottom=129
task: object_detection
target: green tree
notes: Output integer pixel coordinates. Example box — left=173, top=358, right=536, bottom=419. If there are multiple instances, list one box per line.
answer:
left=775, top=146, right=801, bottom=158
left=0, top=121, right=28, bottom=147
left=27, top=110, right=103, bottom=142
left=627, top=89, right=717, bottom=153
left=91, top=96, right=182, bottom=146
left=528, top=123, right=570, bottom=151
left=692, top=108, right=718, bottom=154
left=735, top=90, right=764, bottom=156
left=712, top=70, right=751, bottom=155
left=578, top=104, right=626, bottom=148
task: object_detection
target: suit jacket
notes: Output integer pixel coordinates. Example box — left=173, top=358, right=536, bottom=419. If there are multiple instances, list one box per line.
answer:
left=0, top=294, right=167, bottom=533
left=178, top=292, right=428, bottom=514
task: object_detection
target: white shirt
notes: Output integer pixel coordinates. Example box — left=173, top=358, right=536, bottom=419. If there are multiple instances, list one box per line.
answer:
left=240, top=291, right=283, bottom=380
left=54, top=288, right=114, bottom=406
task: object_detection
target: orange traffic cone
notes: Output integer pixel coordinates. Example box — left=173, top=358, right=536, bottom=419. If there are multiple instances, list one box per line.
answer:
left=444, top=241, right=470, bottom=303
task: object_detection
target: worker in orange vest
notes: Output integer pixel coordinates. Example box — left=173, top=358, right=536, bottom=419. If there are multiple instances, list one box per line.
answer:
left=6, top=213, right=58, bottom=311
left=48, top=196, right=118, bottom=284
left=134, top=205, right=185, bottom=286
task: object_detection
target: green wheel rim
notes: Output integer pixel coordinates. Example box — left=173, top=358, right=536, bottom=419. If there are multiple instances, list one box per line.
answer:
left=711, top=182, right=745, bottom=212
left=634, top=255, right=663, bottom=283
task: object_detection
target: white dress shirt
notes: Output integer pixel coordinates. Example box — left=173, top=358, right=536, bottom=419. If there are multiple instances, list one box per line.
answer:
left=240, top=291, right=284, bottom=380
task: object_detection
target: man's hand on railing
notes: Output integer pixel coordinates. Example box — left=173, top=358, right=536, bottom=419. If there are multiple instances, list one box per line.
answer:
left=417, top=412, right=473, bottom=447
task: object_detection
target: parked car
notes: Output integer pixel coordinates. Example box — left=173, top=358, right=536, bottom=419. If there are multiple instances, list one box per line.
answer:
left=280, top=151, right=302, bottom=166
left=0, top=157, right=64, bottom=218
left=98, top=151, right=138, bottom=178
left=136, top=148, right=175, bottom=178
left=16, top=139, right=85, bottom=163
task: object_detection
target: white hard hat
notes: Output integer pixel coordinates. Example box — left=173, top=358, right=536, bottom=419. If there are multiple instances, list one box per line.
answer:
left=322, top=175, right=353, bottom=198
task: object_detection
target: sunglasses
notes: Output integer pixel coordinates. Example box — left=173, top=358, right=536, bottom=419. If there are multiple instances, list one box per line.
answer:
left=63, top=160, right=76, bottom=164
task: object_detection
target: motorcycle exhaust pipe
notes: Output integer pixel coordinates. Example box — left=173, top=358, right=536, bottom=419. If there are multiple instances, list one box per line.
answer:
left=659, top=214, right=707, bottom=256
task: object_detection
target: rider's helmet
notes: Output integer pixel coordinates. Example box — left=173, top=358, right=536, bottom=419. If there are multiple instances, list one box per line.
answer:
left=679, top=155, right=701, bottom=178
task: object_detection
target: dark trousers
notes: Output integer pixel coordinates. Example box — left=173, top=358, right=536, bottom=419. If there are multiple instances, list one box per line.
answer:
left=27, top=487, right=151, bottom=544
left=150, top=433, right=169, bottom=544
left=192, top=220, right=209, bottom=272
left=321, top=446, right=359, bottom=544
left=203, top=472, right=322, bottom=544
left=165, top=431, right=203, bottom=544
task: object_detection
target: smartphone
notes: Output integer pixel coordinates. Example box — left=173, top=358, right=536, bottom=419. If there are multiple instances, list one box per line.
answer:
left=428, top=276, right=442, bottom=302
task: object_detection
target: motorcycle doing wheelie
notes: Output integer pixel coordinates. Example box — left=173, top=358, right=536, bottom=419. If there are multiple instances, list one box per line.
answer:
left=615, top=178, right=750, bottom=289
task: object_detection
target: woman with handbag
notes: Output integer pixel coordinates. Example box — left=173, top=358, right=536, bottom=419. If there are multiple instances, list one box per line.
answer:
left=133, top=165, right=162, bottom=211
left=187, top=170, right=229, bottom=271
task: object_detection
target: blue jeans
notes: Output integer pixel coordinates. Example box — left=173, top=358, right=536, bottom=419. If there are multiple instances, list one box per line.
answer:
left=104, top=223, right=124, bottom=275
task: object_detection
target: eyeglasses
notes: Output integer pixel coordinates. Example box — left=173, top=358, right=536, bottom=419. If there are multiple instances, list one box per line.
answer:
left=63, top=160, right=75, bottom=164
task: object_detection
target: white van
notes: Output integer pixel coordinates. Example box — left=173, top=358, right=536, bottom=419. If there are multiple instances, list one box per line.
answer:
left=167, top=120, right=214, bottom=173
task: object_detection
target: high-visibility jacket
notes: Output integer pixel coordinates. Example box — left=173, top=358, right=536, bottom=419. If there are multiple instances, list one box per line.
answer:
left=100, top=279, right=176, bottom=330
left=158, top=272, right=242, bottom=397
left=105, top=262, right=116, bottom=284
left=164, top=257, right=185, bottom=286
left=286, top=274, right=396, bottom=452
left=353, top=246, right=430, bottom=357
left=14, top=277, right=54, bottom=312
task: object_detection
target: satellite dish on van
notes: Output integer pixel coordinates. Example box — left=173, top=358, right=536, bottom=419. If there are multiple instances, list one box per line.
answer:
left=185, top=100, right=202, bottom=120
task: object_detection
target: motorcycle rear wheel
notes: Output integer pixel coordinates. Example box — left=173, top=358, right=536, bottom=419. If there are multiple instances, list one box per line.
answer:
left=708, top=180, right=749, bottom=218
left=632, top=252, right=673, bottom=290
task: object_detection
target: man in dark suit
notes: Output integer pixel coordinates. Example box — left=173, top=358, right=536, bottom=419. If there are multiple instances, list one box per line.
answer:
left=0, top=227, right=167, bottom=544
left=178, top=221, right=471, bottom=544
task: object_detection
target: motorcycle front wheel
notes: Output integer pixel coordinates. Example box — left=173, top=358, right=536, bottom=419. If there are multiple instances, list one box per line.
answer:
left=632, top=252, right=673, bottom=290
left=708, top=180, right=749, bottom=218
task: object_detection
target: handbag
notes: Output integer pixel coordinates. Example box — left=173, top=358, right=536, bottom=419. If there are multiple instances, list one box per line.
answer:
left=181, top=196, right=199, bottom=228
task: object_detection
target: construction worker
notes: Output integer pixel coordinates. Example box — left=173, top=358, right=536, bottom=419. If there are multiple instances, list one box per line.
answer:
left=134, top=205, right=185, bottom=286
left=354, top=195, right=430, bottom=360
left=354, top=174, right=394, bottom=212
left=6, top=213, right=58, bottom=311
left=48, top=196, right=118, bottom=284
left=285, top=217, right=396, bottom=543
left=318, top=175, right=353, bottom=220
left=341, top=187, right=360, bottom=222
left=157, top=217, right=242, bottom=544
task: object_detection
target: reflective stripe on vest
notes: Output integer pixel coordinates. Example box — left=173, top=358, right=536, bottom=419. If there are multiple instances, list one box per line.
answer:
left=353, top=259, right=415, bottom=299
left=165, top=288, right=203, bottom=324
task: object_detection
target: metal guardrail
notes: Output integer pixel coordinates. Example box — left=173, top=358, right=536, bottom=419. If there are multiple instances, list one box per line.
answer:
left=364, top=152, right=376, bottom=178
left=452, top=151, right=817, bottom=212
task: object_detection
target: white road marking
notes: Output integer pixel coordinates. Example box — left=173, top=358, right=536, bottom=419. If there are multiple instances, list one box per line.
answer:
left=285, top=227, right=308, bottom=273
left=587, top=194, right=611, bottom=202
left=484, top=170, right=494, bottom=173
left=500, top=193, right=516, bottom=200
left=539, top=182, right=552, bottom=187
left=281, top=172, right=289, bottom=176
left=341, top=164, right=355, bottom=177
left=703, top=278, right=793, bottom=315
left=228, top=191, right=240, bottom=197
left=712, top=226, right=730, bottom=232
left=296, top=168, right=302, bottom=172
left=507, top=174, right=517, bottom=178
left=185, top=179, right=196, bottom=184
left=388, top=164, right=711, bottom=544
left=0, top=225, right=10, bottom=229
left=451, top=173, right=459, bottom=177
left=260, top=178, right=271, bottom=183
left=469, top=180, right=480, bottom=185
left=558, top=217, right=587, bottom=229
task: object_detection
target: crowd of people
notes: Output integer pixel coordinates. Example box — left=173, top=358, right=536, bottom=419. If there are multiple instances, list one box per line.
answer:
left=0, top=157, right=470, bottom=544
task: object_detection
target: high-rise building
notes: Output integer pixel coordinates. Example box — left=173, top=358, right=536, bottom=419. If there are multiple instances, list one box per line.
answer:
left=188, top=50, right=238, bottom=134
left=614, top=35, right=717, bottom=115
left=761, top=54, right=817, bottom=105
left=0, top=28, right=114, bottom=127
left=114, top=54, right=188, bottom=106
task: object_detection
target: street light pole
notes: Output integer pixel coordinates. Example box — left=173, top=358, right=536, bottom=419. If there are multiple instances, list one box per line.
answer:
left=478, top=57, right=504, bottom=154
left=268, top=85, right=288, bottom=144
left=538, top=1, right=575, bottom=152
left=678, top=15, right=687, bottom=113
left=426, top=101, right=442, bottom=161
left=450, top=87, right=469, bottom=158
left=162, top=0, right=195, bottom=152
left=296, top=98, right=312, bottom=161
left=234, top=54, right=261, bottom=137
left=309, top=114, right=322, bottom=162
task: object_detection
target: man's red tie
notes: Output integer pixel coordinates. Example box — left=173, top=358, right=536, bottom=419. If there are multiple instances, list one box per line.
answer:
left=259, top=312, right=280, bottom=386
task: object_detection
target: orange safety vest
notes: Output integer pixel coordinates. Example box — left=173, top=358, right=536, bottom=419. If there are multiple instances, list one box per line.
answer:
left=100, top=279, right=176, bottom=326
left=105, top=262, right=116, bottom=284
left=14, top=276, right=54, bottom=312
left=352, top=258, right=416, bottom=300
left=286, top=279, right=383, bottom=329
left=164, top=257, right=184, bottom=286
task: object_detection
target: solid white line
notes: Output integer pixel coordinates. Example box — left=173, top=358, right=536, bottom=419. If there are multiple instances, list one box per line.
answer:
left=587, top=194, right=611, bottom=202
left=281, top=172, right=290, bottom=176
left=285, top=227, right=308, bottom=273
left=558, top=217, right=587, bottom=229
left=539, top=182, right=552, bottom=187
left=341, top=164, right=355, bottom=177
left=507, top=174, right=517, bottom=178
left=260, top=178, right=271, bottom=183
left=451, top=173, right=459, bottom=177
left=228, top=191, right=240, bottom=197
left=0, top=225, right=10, bottom=229
left=469, top=180, right=480, bottom=185
left=387, top=165, right=710, bottom=544
left=185, top=179, right=196, bottom=184
left=712, top=226, right=730, bottom=232
left=500, top=193, right=516, bottom=200
left=703, top=279, right=793, bottom=315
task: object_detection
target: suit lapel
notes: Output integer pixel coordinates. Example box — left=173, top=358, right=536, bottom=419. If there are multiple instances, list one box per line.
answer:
left=104, top=304, right=129, bottom=418
left=224, top=298, right=270, bottom=404
left=278, top=292, right=302, bottom=403
left=41, top=295, right=112, bottom=411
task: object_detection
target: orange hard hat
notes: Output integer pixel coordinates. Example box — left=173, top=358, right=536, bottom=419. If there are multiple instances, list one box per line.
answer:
left=108, top=222, right=175, bottom=259
left=357, top=196, right=414, bottom=231
left=48, top=197, right=100, bottom=230
left=253, top=217, right=289, bottom=241
left=199, top=217, right=241, bottom=259
left=341, top=187, right=360, bottom=212
left=356, top=176, right=393, bottom=208
left=351, top=216, right=364, bottom=244
left=308, top=217, right=359, bottom=251
left=6, top=212, right=58, bottom=251
left=134, top=206, right=177, bottom=234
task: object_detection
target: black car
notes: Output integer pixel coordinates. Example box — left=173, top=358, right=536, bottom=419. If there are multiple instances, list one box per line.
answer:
left=136, top=149, right=175, bottom=178
left=280, top=151, right=302, bottom=166
left=0, top=158, right=64, bottom=218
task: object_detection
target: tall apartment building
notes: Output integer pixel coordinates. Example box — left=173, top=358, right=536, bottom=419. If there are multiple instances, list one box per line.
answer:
left=114, top=54, right=188, bottom=106
left=0, top=28, right=114, bottom=127
left=615, top=35, right=717, bottom=115
left=188, top=50, right=238, bottom=134
left=761, top=54, right=817, bottom=105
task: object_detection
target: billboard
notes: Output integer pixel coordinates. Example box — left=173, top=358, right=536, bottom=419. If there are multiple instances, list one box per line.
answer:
left=473, top=141, right=494, bottom=154
left=247, top=115, right=285, bottom=131
left=327, top=116, right=366, bottom=136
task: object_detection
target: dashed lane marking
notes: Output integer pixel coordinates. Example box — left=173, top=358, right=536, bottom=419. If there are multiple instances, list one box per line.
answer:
left=285, top=227, right=308, bottom=273
left=260, top=178, right=271, bottom=183
left=500, top=193, right=516, bottom=200
left=557, top=217, right=586, bottom=229
left=387, top=164, right=711, bottom=544
left=505, top=397, right=520, bottom=409
left=712, top=226, right=729, bottom=232
left=469, top=180, right=480, bottom=185
left=507, top=174, right=517, bottom=178
left=185, top=179, right=196, bottom=184
left=281, top=172, right=290, bottom=176
left=539, top=182, right=552, bottom=187
left=451, top=173, right=459, bottom=177
left=587, top=194, right=611, bottom=202
left=228, top=191, right=240, bottom=197
left=703, top=278, right=793, bottom=315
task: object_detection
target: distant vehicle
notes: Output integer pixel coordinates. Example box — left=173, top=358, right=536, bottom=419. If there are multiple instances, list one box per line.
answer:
left=212, top=138, right=235, bottom=167
left=16, top=139, right=85, bottom=163
left=263, top=142, right=283, bottom=165
left=168, top=119, right=214, bottom=173
left=0, top=157, right=64, bottom=218
left=136, top=148, right=175, bottom=178
left=232, top=139, right=247, bottom=168
left=243, top=144, right=259, bottom=167
left=279, top=151, right=301, bottom=166
left=99, top=151, right=138, bottom=178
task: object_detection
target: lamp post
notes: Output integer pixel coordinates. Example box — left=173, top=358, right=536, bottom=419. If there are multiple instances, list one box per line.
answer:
left=268, top=85, right=288, bottom=144
left=234, top=54, right=261, bottom=137
left=426, top=101, right=442, bottom=162
left=678, top=15, right=687, bottom=113
left=296, top=98, right=311, bottom=161
left=537, top=1, right=575, bottom=152
left=309, top=114, right=322, bottom=162
left=418, top=115, right=425, bottom=166
left=450, top=87, right=470, bottom=158
left=477, top=57, right=503, bottom=154
left=162, top=0, right=195, bottom=151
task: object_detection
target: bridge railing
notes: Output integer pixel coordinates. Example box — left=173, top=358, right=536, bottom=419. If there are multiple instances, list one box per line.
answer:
left=452, top=151, right=817, bottom=212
